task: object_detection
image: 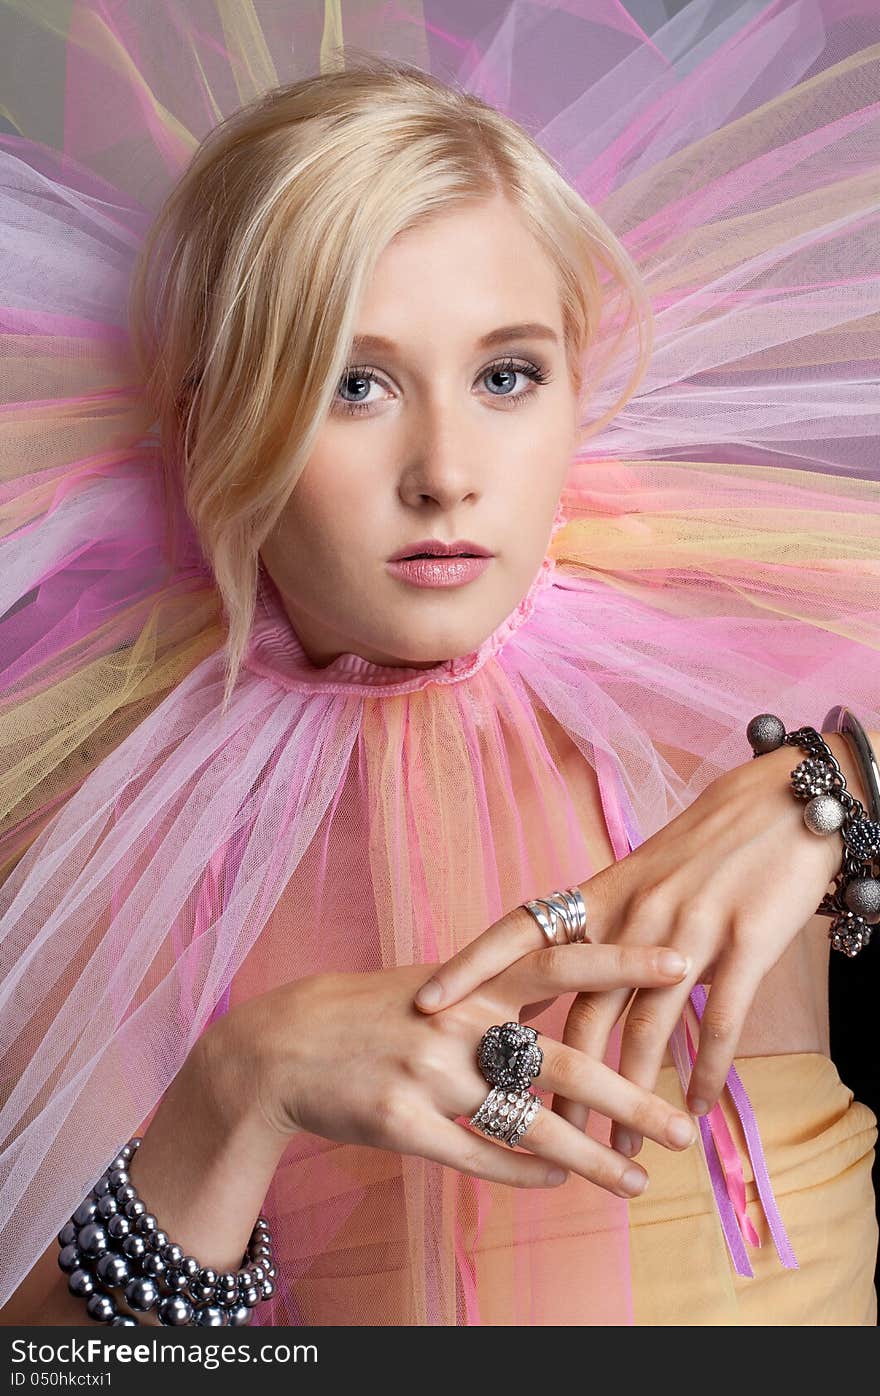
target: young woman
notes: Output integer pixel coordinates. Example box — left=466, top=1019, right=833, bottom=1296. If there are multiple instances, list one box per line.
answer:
left=1, top=0, right=879, bottom=1327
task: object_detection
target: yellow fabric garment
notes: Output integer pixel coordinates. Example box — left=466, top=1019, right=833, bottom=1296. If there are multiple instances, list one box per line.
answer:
left=629, top=1053, right=878, bottom=1326
left=271, top=1051, right=877, bottom=1326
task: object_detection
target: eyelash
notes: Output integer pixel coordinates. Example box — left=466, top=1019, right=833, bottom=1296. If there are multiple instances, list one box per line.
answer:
left=333, top=356, right=553, bottom=417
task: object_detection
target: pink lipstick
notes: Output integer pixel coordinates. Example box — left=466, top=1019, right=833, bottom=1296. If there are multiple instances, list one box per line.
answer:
left=386, top=555, right=492, bottom=588
left=386, top=537, right=494, bottom=589
left=388, top=536, right=494, bottom=586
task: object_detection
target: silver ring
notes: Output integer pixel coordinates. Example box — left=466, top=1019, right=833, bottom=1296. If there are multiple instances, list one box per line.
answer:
left=477, top=1021, right=543, bottom=1090
left=469, top=1085, right=543, bottom=1147
left=523, top=886, right=590, bottom=945
left=506, top=1093, right=542, bottom=1148
left=470, top=1084, right=529, bottom=1131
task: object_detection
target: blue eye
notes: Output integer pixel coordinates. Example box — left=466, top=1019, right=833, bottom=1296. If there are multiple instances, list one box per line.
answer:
left=482, top=357, right=551, bottom=402
left=332, top=356, right=552, bottom=418
left=335, top=367, right=381, bottom=415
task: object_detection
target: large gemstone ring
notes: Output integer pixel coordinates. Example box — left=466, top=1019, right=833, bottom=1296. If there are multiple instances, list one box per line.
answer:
left=476, top=1021, right=543, bottom=1091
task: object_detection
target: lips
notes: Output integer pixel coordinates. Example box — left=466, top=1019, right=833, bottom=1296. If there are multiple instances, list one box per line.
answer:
left=386, top=554, right=492, bottom=589
left=388, top=538, right=493, bottom=562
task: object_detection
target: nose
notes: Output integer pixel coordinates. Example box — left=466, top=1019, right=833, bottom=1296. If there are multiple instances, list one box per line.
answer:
left=397, top=397, right=482, bottom=511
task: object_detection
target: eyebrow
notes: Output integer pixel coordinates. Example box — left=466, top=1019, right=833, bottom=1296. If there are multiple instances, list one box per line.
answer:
left=349, top=322, right=560, bottom=355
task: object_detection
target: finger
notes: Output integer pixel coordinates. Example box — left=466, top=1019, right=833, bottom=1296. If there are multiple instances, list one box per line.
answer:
left=462, top=941, right=691, bottom=1141
left=535, top=1036, right=697, bottom=1155
left=554, top=984, right=634, bottom=1132
left=413, top=870, right=627, bottom=1012
left=492, top=1093, right=652, bottom=1199
left=610, top=973, right=699, bottom=1157
left=497, top=941, right=691, bottom=1006
left=413, top=908, right=690, bottom=1014
left=553, top=910, right=681, bottom=1133
left=552, top=910, right=657, bottom=1132
left=685, top=948, right=761, bottom=1115
left=413, top=905, right=549, bottom=1011
left=408, top=1110, right=572, bottom=1189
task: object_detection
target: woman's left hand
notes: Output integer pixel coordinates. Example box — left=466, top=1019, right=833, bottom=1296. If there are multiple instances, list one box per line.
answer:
left=412, top=739, right=850, bottom=1149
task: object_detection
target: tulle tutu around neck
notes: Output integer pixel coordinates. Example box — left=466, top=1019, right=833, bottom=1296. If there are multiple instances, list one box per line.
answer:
left=1, top=0, right=880, bottom=1324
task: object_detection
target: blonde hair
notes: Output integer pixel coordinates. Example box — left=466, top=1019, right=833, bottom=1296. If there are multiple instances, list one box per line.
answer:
left=128, top=53, right=654, bottom=717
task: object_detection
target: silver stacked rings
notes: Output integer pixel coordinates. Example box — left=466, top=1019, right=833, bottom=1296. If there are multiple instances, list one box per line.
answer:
left=469, top=1086, right=543, bottom=1148
left=471, top=1021, right=544, bottom=1148
left=469, top=884, right=589, bottom=1151
left=522, top=886, right=590, bottom=945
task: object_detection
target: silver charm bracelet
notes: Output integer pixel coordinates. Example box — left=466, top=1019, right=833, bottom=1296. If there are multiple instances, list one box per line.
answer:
left=56, top=1136, right=276, bottom=1326
left=747, top=710, right=880, bottom=957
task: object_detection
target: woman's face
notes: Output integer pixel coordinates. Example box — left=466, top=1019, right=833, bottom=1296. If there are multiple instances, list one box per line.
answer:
left=259, top=193, right=580, bottom=669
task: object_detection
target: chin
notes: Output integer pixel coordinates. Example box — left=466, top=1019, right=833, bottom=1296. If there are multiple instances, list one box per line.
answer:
left=380, top=600, right=507, bottom=667
left=383, top=631, right=483, bottom=668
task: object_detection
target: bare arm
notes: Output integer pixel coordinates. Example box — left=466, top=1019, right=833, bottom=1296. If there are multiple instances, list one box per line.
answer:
left=2, top=946, right=714, bottom=1327
left=0, top=1025, right=291, bottom=1326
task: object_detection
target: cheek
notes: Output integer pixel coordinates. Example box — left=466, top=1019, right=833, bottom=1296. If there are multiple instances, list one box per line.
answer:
left=508, top=425, right=572, bottom=511
left=294, top=444, right=381, bottom=538
left=516, top=390, right=578, bottom=470
left=278, top=466, right=357, bottom=556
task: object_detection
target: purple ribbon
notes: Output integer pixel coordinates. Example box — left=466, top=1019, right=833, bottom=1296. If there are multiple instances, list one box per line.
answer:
left=605, top=753, right=798, bottom=1276
left=690, top=984, right=798, bottom=1272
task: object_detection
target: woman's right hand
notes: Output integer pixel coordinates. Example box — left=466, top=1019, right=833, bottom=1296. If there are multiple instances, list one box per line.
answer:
left=207, top=945, right=698, bottom=1200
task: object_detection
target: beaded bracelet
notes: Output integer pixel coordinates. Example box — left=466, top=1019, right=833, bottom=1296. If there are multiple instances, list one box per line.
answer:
left=747, top=714, right=880, bottom=956
left=57, top=1136, right=277, bottom=1326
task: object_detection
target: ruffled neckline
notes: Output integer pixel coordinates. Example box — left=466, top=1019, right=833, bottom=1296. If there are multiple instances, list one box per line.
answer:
left=243, top=551, right=559, bottom=696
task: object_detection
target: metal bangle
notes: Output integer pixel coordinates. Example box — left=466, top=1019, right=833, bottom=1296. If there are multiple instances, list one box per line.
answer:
left=823, top=705, right=880, bottom=823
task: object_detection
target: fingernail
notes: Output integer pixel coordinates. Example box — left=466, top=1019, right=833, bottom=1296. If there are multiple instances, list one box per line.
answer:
left=667, top=1116, right=697, bottom=1148
left=615, top=1129, right=634, bottom=1156
left=689, top=1097, right=710, bottom=1116
left=546, top=1168, right=568, bottom=1186
left=658, top=950, right=690, bottom=977
left=415, top=979, right=442, bottom=1008
left=620, top=1166, right=648, bottom=1197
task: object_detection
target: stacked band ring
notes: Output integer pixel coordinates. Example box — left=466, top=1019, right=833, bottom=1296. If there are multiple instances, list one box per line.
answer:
left=522, top=887, right=590, bottom=944
left=469, top=1086, right=543, bottom=1147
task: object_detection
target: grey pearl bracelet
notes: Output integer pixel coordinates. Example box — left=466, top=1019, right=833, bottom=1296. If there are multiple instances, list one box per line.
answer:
left=747, top=713, right=880, bottom=957
left=56, top=1136, right=276, bottom=1326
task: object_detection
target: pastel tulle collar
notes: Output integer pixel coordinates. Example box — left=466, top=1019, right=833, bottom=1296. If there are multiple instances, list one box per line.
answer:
left=244, top=550, right=559, bottom=697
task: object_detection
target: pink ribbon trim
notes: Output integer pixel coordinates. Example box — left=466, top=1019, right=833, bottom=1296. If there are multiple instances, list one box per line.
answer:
left=689, top=985, right=799, bottom=1273
left=684, top=1019, right=761, bottom=1250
